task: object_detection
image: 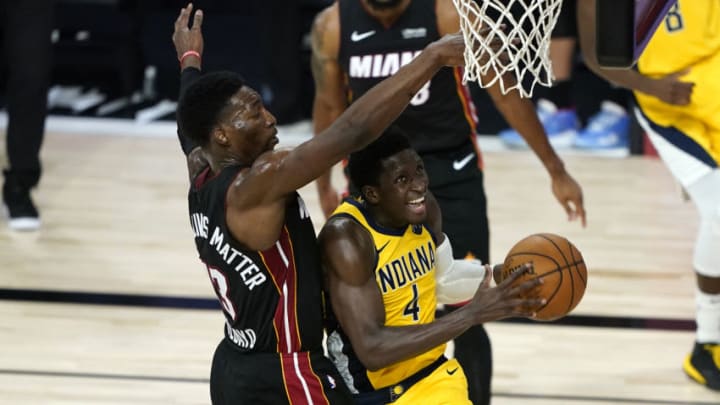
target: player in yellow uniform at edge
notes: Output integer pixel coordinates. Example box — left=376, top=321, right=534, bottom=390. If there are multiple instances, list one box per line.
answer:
left=578, top=0, right=720, bottom=391
left=319, top=129, right=545, bottom=404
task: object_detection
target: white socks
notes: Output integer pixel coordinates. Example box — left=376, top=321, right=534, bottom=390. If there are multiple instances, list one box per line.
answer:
left=696, top=288, right=720, bottom=343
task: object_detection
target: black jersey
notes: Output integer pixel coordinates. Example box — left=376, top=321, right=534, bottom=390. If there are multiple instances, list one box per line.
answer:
left=188, top=165, right=325, bottom=354
left=338, top=0, right=478, bottom=154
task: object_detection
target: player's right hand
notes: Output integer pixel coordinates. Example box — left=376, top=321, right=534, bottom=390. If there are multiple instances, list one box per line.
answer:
left=427, top=31, right=467, bottom=67
left=649, top=69, right=695, bottom=106
left=429, top=26, right=512, bottom=68
left=469, top=263, right=545, bottom=323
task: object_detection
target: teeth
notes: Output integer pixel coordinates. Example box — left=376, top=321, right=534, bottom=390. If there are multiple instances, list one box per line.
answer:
left=408, top=197, right=425, bottom=204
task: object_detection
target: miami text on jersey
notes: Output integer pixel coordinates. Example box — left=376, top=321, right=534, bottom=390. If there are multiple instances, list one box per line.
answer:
left=349, top=50, right=422, bottom=78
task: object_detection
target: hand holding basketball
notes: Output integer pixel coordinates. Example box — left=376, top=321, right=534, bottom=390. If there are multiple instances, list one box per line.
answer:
left=466, top=263, right=546, bottom=323
left=501, top=233, right=588, bottom=321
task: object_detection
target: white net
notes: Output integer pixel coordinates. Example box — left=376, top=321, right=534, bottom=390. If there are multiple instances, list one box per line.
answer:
left=452, top=0, right=563, bottom=98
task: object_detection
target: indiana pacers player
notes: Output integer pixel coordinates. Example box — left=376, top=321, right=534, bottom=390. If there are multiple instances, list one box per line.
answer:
left=578, top=0, right=720, bottom=390
left=311, top=2, right=586, bottom=402
left=319, top=129, right=544, bottom=404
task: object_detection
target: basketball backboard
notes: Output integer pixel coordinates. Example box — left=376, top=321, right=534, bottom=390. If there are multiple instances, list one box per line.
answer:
left=596, top=0, right=678, bottom=68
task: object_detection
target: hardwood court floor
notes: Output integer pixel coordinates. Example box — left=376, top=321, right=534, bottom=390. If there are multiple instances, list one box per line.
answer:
left=0, top=130, right=717, bottom=404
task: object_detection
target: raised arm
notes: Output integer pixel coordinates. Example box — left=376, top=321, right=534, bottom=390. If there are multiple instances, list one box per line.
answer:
left=172, top=3, right=207, bottom=179
left=437, top=0, right=586, bottom=226
left=311, top=4, right=347, bottom=218
left=485, top=83, right=587, bottom=226
left=576, top=0, right=693, bottom=105
left=319, top=217, right=543, bottom=370
left=254, top=33, right=468, bottom=204
left=223, top=32, right=470, bottom=251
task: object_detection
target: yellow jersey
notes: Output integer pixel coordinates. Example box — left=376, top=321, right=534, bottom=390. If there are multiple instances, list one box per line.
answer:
left=330, top=198, right=446, bottom=390
left=635, top=0, right=720, bottom=165
left=638, top=0, right=720, bottom=75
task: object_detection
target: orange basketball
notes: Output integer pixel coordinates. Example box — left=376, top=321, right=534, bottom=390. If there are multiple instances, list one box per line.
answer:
left=501, top=233, right=587, bottom=321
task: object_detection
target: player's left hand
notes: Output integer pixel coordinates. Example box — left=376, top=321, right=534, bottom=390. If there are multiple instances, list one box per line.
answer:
left=551, top=172, right=586, bottom=227
left=172, top=3, right=204, bottom=69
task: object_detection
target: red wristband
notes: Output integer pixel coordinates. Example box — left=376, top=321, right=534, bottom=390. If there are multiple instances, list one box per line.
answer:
left=179, top=50, right=201, bottom=66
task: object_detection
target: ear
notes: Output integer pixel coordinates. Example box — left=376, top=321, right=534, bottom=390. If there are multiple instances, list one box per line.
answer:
left=212, top=127, right=230, bottom=146
left=362, top=185, right=380, bottom=204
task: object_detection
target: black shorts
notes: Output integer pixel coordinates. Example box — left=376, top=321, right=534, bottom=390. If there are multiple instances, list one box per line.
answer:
left=210, top=338, right=353, bottom=404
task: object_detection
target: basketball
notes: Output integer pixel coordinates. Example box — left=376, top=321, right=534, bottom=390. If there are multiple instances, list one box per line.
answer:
left=501, top=233, right=587, bottom=321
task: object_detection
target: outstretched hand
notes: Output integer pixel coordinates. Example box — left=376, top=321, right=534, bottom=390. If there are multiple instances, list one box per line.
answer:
left=551, top=171, right=587, bottom=227
left=648, top=69, right=695, bottom=106
left=172, top=3, right=204, bottom=69
left=429, top=31, right=467, bottom=67
left=430, top=26, right=510, bottom=68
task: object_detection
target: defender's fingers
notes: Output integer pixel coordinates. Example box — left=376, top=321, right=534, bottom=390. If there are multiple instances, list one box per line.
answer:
left=182, top=4, right=193, bottom=23
left=174, top=7, right=186, bottom=29
left=567, top=197, right=587, bottom=227
left=192, top=8, right=203, bottom=30
left=477, top=23, right=506, bottom=36
left=560, top=199, right=574, bottom=221
left=576, top=199, right=587, bottom=227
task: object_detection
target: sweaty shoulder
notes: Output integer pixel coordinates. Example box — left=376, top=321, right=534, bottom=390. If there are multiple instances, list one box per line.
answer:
left=250, top=149, right=290, bottom=175
left=435, top=0, right=460, bottom=34
left=312, top=2, right=341, bottom=57
left=226, top=149, right=290, bottom=204
left=320, top=215, right=376, bottom=284
left=321, top=215, right=366, bottom=249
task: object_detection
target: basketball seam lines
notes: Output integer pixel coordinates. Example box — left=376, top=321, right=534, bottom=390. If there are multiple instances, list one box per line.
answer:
left=506, top=255, right=586, bottom=315
left=538, top=234, right=584, bottom=316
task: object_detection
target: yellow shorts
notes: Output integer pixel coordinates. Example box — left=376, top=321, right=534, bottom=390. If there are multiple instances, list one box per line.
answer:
left=393, top=358, right=471, bottom=405
left=635, top=50, right=720, bottom=165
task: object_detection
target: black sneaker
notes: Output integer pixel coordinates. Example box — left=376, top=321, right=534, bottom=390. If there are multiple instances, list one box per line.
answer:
left=3, top=187, right=40, bottom=231
left=684, top=342, right=720, bottom=391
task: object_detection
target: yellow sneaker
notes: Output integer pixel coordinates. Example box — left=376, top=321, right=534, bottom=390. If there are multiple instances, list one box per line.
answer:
left=683, top=342, right=720, bottom=391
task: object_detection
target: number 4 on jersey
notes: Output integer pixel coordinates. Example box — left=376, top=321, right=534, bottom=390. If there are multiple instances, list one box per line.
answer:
left=403, top=283, right=420, bottom=321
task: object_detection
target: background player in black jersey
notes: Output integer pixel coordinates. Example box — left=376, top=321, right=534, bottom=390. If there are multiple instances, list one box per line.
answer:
left=172, top=3, right=491, bottom=404
left=319, top=129, right=545, bottom=404
left=311, top=0, right=587, bottom=403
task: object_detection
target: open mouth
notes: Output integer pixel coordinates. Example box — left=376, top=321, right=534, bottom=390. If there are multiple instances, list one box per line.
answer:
left=407, top=196, right=426, bottom=214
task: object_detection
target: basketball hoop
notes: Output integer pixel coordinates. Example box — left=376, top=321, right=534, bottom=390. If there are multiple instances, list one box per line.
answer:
left=452, top=0, right=563, bottom=98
